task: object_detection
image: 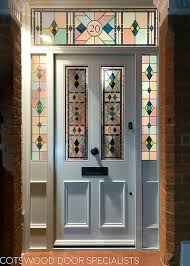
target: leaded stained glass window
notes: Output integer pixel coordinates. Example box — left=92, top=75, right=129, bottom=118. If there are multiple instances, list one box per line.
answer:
left=32, top=11, right=67, bottom=45
left=142, top=55, right=158, bottom=160
left=123, top=11, right=157, bottom=45
left=65, top=67, right=88, bottom=160
left=32, top=55, right=48, bottom=161
left=32, top=9, right=158, bottom=46
left=101, top=67, right=124, bottom=160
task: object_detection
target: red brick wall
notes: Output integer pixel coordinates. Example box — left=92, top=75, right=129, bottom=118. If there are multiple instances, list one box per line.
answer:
left=159, top=16, right=176, bottom=265
left=0, top=15, right=22, bottom=260
left=174, top=15, right=190, bottom=263
left=160, top=15, right=190, bottom=266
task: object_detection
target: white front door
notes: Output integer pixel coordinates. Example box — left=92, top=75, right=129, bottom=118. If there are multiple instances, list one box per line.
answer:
left=55, top=54, right=135, bottom=247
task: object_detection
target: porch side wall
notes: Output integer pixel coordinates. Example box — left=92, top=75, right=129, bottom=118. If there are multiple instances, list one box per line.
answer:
left=174, top=14, right=190, bottom=265
left=160, top=14, right=190, bottom=266
left=0, top=15, right=22, bottom=261
left=159, top=15, right=176, bottom=265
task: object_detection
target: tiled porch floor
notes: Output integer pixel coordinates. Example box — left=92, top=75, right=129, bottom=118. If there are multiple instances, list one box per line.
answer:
left=22, top=250, right=162, bottom=266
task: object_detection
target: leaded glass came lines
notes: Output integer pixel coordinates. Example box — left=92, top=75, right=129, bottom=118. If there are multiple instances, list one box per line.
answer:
left=65, top=67, right=88, bottom=160
left=32, top=55, right=48, bottom=161
left=32, top=9, right=158, bottom=46
left=142, top=55, right=158, bottom=160
left=101, top=67, right=124, bottom=160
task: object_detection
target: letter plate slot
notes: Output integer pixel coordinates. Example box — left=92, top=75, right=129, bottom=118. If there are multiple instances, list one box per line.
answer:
left=82, top=167, right=108, bottom=176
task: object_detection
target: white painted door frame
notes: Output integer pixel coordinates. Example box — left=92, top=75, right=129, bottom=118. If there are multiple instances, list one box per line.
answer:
left=21, top=2, right=159, bottom=251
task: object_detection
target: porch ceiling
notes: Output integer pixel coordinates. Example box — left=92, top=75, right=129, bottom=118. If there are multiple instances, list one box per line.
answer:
left=25, top=0, right=155, bottom=8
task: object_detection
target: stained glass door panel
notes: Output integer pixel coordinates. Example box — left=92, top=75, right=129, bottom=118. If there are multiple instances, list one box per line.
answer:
left=55, top=55, right=135, bottom=246
left=65, top=67, right=88, bottom=160
left=101, top=67, right=124, bottom=160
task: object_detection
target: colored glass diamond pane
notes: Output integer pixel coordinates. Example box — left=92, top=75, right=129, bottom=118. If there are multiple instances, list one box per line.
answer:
left=77, top=23, right=87, bottom=34
left=145, top=136, right=154, bottom=151
left=35, top=136, right=44, bottom=150
left=74, top=139, right=79, bottom=146
left=145, top=65, right=154, bottom=80
left=36, top=67, right=42, bottom=79
left=109, top=80, right=115, bottom=89
left=75, top=147, right=79, bottom=153
left=49, top=20, right=59, bottom=36
left=116, top=26, right=121, bottom=31
left=35, top=100, right=44, bottom=114
left=36, top=25, right=40, bottom=31
left=110, top=73, right=116, bottom=81
left=103, top=23, right=113, bottom=34
left=74, top=81, right=79, bottom=88
left=130, top=20, right=140, bottom=36
left=145, top=101, right=154, bottom=115
left=75, top=74, right=79, bottom=80
left=69, top=25, right=73, bottom=31
left=108, top=73, right=116, bottom=89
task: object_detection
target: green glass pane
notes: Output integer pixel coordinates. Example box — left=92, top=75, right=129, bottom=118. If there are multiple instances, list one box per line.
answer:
left=150, top=56, right=157, bottom=64
left=32, top=152, right=39, bottom=160
left=55, top=29, right=67, bottom=45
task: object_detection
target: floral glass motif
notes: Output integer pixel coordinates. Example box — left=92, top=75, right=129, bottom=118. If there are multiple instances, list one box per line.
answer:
left=32, top=55, right=48, bottom=161
left=101, top=67, right=124, bottom=160
left=65, top=67, right=88, bottom=160
left=32, top=9, right=158, bottom=46
left=142, top=55, right=158, bottom=160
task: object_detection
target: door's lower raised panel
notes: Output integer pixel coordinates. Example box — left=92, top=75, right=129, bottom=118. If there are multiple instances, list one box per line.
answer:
left=30, top=228, right=47, bottom=249
left=31, top=162, right=48, bottom=182
left=143, top=227, right=159, bottom=249
left=30, top=182, right=46, bottom=225
left=99, top=181, right=126, bottom=228
left=64, top=181, right=90, bottom=228
left=142, top=161, right=159, bottom=248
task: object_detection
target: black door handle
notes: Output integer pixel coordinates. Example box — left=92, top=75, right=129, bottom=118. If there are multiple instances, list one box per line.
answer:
left=128, top=122, right=133, bottom=130
left=91, top=147, right=99, bottom=156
